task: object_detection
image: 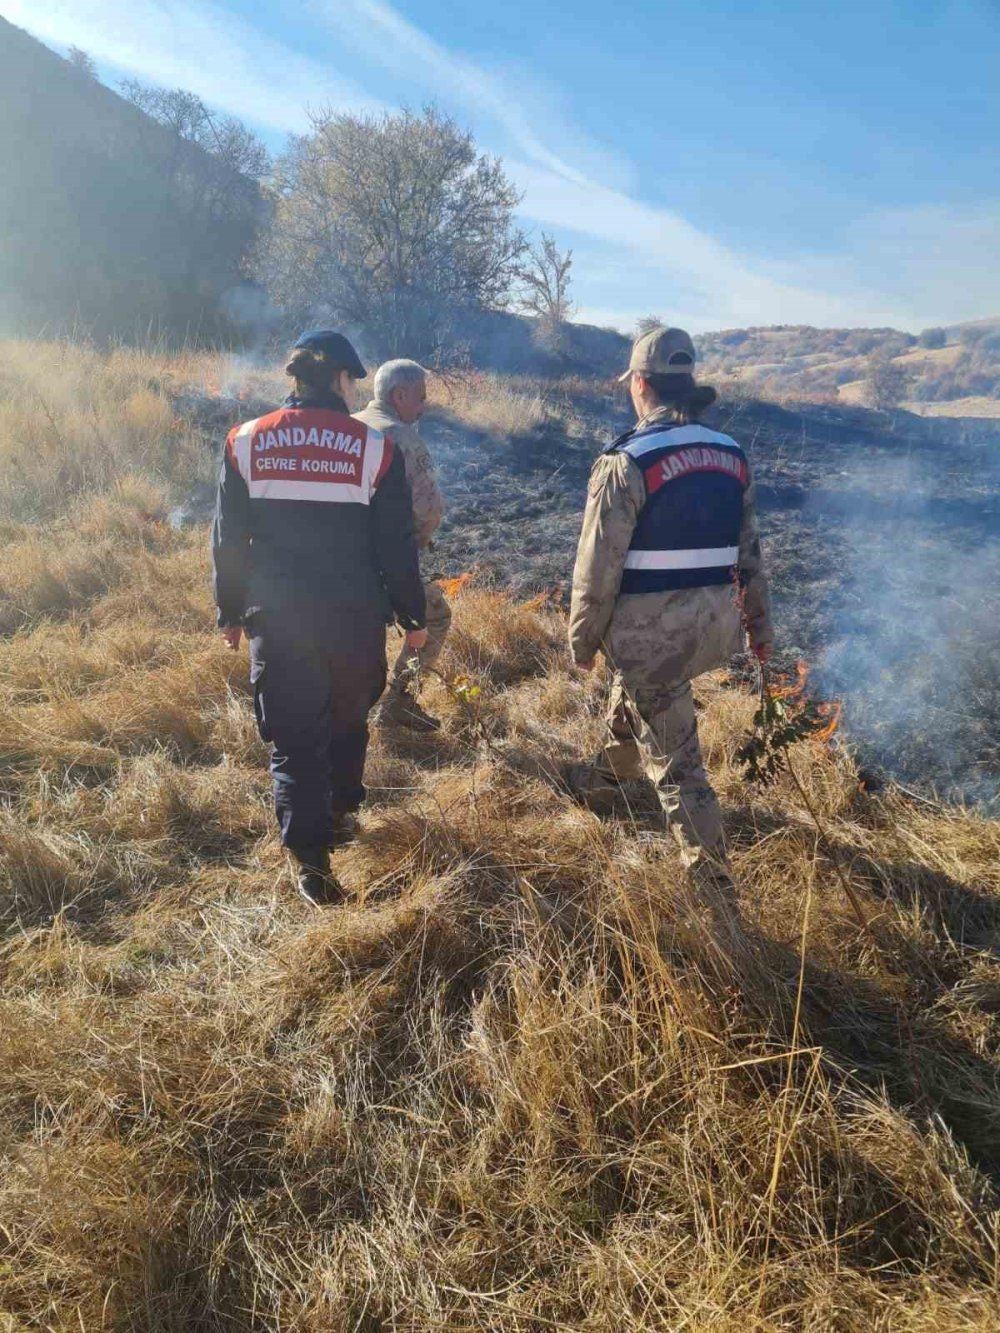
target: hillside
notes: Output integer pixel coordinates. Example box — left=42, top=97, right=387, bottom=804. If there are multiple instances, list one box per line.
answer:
left=0, top=18, right=263, bottom=341
left=2, top=341, right=1000, bottom=1328
left=695, top=323, right=1000, bottom=415
left=457, top=319, right=1000, bottom=416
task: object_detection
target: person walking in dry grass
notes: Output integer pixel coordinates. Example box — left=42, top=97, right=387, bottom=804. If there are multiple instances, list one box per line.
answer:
left=568, top=326, right=773, bottom=877
left=211, top=330, right=427, bottom=905
left=356, top=360, right=451, bottom=732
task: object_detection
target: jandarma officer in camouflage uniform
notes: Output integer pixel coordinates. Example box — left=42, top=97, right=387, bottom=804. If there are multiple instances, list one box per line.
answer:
left=356, top=360, right=450, bottom=732
left=568, top=327, right=773, bottom=869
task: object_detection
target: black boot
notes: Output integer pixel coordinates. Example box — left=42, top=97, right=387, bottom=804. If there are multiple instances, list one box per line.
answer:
left=290, top=848, right=345, bottom=907
left=330, top=811, right=360, bottom=848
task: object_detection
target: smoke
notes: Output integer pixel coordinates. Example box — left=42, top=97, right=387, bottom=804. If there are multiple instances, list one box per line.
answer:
left=814, top=444, right=1000, bottom=808
left=219, top=284, right=280, bottom=340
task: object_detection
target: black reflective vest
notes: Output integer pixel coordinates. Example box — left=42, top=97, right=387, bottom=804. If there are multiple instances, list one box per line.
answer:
left=211, top=391, right=425, bottom=630
left=609, top=422, right=749, bottom=595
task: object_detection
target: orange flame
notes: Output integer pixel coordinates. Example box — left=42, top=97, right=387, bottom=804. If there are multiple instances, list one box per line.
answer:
left=436, top=570, right=477, bottom=598
left=813, top=701, right=843, bottom=743
left=520, top=583, right=563, bottom=612
left=772, top=660, right=809, bottom=701
left=769, top=659, right=843, bottom=745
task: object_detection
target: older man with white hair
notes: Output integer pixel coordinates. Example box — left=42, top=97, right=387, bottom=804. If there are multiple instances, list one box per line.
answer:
left=356, top=359, right=450, bottom=730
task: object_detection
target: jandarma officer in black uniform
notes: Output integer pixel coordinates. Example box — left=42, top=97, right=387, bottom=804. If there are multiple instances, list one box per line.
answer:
left=212, top=330, right=427, bottom=905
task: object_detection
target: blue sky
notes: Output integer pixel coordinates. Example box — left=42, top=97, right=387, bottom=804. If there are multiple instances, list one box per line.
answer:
left=7, top=0, right=1000, bottom=332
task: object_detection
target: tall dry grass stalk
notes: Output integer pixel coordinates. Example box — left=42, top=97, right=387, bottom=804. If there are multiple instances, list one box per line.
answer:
left=428, top=371, right=554, bottom=438
left=1, top=341, right=999, bottom=1330
left=0, top=339, right=218, bottom=523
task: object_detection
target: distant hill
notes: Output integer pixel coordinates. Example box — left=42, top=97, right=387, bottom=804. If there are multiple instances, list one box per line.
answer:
left=490, top=317, right=1000, bottom=417
left=946, top=316, right=1000, bottom=338
left=694, top=322, right=1000, bottom=416
left=477, top=316, right=1000, bottom=417
left=0, top=17, right=265, bottom=341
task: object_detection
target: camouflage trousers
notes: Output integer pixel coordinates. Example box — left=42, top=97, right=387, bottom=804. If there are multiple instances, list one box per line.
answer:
left=587, top=586, right=741, bottom=859
left=388, top=580, right=452, bottom=693
left=592, top=673, right=724, bottom=860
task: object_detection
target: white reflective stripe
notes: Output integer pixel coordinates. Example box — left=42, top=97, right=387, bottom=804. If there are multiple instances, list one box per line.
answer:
left=247, top=478, right=369, bottom=503
left=241, top=415, right=383, bottom=503
left=230, top=417, right=258, bottom=481
left=624, top=546, right=739, bottom=570
left=626, top=424, right=739, bottom=459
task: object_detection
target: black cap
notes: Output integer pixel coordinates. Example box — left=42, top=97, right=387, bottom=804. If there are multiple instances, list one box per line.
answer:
left=293, top=329, right=366, bottom=378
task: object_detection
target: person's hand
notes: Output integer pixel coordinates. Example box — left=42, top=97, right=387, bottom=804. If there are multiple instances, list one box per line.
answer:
left=575, top=658, right=596, bottom=672
left=220, top=626, right=243, bottom=652
left=752, top=642, right=773, bottom=664
left=405, top=627, right=429, bottom=651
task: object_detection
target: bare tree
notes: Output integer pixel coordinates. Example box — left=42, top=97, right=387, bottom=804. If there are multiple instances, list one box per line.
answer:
left=257, top=107, right=526, bottom=357
left=635, top=315, right=664, bottom=338
left=863, top=355, right=912, bottom=411
left=517, top=234, right=574, bottom=324
left=119, top=79, right=270, bottom=179
left=67, top=46, right=98, bottom=79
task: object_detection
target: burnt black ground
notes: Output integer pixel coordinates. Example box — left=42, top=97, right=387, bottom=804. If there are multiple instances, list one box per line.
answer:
left=426, top=391, right=1000, bottom=809
left=181, top=386, right=1000, bottom=809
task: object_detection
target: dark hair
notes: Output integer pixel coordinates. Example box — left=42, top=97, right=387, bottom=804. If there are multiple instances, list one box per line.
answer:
left=284, top=346, right=341, bottom=391
left=642, top=372, right=717, bottom=425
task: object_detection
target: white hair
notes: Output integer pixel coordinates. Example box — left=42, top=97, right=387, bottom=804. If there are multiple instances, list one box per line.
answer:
left=373, top=359, right=427, bottom=406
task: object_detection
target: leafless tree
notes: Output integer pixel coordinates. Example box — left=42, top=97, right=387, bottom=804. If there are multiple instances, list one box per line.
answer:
left=119, top=80, right=270, bottom=180
left=517, top=234, right=574, bottom=325
left=67, top=46, right=98, bottom=79
left=257, top=107, right=526, bottom=357
left=634, top=315, right=665, bottom=338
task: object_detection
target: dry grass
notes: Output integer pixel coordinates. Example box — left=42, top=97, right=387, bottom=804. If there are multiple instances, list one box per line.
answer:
left=428, top=371, right=556, bottom=438
left=905, top=397, right=1000, bottom=419
left=1, top=341, right=1000, bottom=1330
left=0, top=339, right=218, bottom=522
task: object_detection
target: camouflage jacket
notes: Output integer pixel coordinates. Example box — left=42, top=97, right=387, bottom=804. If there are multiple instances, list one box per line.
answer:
left=355, top=402, right=444, bottom=550
left=569, top=406, right=773, bottom=675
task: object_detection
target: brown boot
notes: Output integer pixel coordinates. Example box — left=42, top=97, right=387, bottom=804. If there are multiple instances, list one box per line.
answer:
left=565, top=762, right=621, bottom=814
left=378, top=688, right=441, bottom=732
left=686, top=848, right=742, bottom=928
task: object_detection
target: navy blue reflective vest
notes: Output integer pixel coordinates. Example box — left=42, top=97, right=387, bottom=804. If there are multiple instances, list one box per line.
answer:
left=609, top=422, right=749, bottom=594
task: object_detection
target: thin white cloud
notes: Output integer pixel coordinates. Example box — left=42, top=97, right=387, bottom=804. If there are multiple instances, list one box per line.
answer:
left=507, top=161, right=917, bottom=331
left=7, top=0, right=998, bottom=330
left=308, top=0, right=929, bottom=330
left=311, top=0, right=597, bottom=185
left=2, top=0, right=380, bottom=132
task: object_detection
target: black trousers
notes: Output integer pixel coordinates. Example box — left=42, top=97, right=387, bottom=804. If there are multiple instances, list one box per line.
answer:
left=248, top=606, right=387, bottom=856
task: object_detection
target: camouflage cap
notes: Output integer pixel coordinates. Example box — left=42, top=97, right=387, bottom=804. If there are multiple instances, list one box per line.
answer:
left=618, top=326, right=696, bottom=382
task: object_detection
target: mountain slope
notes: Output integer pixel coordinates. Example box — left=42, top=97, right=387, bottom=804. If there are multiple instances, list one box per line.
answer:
left=0, top=17, right=263, bottom=341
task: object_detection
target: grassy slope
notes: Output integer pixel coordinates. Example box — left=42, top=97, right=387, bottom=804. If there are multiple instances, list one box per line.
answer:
left=2, top=344, right=1000, bottom=1331
left=696, top=327, right=1000, bottom=416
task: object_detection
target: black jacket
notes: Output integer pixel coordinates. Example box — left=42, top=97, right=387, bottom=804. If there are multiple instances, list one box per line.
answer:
left=211, top=390, right=426, bottom=630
